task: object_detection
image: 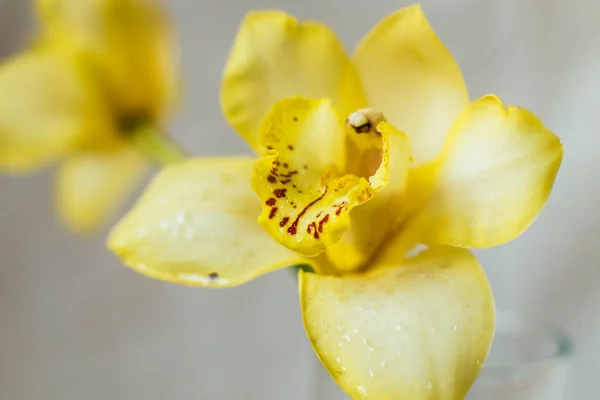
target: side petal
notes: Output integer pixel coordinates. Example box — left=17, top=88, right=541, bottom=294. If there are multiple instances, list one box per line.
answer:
left=416, top=95, right=563, bottom=248
left=221, top=10, right=367, bottom=149
left=56, top=147, right=148, bottom=232
left=353, top=5, right=469, bottom=166
left=0, top=50, right=105, bottom=172
left=252, top=98, right=379, bottom=258
left=108, top=157, right=306, bottom=287
left=300, top=246, right=495, bottom=400
left=36, top=0, right=179, bottom=119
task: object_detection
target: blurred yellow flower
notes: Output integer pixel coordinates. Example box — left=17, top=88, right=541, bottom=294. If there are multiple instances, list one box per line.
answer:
left=108, top=5, right=562, bottom=399
left=0, top=0, right=179, bottom=232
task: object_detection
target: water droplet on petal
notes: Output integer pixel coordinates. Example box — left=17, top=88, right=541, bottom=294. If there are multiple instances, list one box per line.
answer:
left=184, top=227, right=195, bottom=239
left=159, top=221, right=170, bottom=230
left=342, top=334, right=351, bottom=342
left=176, top=212, right=189, bottom=224
left=356, top=385, right=368, bottom=396
left=353, top=328, right=359, bottom=333
left=369, top=369, right=375, bottom=378
left=452, top=324, right=458, bottom=332
left=395, top=324, right=402, bottom=332
left=381, top=361, right=387, bottom=368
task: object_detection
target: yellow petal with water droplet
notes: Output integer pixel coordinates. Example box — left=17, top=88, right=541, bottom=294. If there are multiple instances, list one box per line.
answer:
left=108, top=157, right=306, bottom=287
left=300, top=246, right=495, bottom=399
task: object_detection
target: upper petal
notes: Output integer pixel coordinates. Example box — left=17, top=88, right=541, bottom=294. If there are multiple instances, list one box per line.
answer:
left=300, top=246, right=495, bottom=399
left=56, top=147, right=148, bottom=232
left=221, top=10, right=367, bottom=149
left=36, top=0, right=179, bottom=119
left=0, top=49, right=108, bottom=172
left=252, top=98, right=391, bottom=258
left=353, top=5, right=469, bottom=166
left=414, top=95, right=563, bottom=248
left=108, top=157, right=306, bottom=287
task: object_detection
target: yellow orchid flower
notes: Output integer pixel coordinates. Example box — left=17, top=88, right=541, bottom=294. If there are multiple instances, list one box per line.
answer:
left=108, top=5, right=562, bottom=399
left=0, top=0, right=180, bottom=232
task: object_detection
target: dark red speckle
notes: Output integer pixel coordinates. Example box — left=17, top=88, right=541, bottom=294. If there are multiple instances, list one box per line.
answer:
left=335, top=202, right=348, bottom=216
left=318, top=214, right=330, bottom=233
left=208, top=272, right=219, bottom=280
left=268, top=175, right=277, bottom=183
left=279, top=217, right=290, bottom=227
left=266, top=198, right=276, bottom=206
left=269, top=207, right=278, bottom=219
left=307, top=222, right=319, bottom=239
left=273, top=188, right=287, bottom=198
left=288, top=145, right=294, bottom=150
left=283, top=163, right=288, bottom=168
left=280, top=170, right=298, bottom=178
left=287, top=188, right=328, bottom=235
left=267, top=146, right=273, bottom=150
left=280, top=179, right=291, bottom=184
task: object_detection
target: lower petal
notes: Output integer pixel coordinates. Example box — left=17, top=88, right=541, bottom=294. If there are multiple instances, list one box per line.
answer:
left=56, top=147, right=148, bottom=232
left=300, top=246, right=495, bottom=399
left=108, top=157, right=306, bottom=287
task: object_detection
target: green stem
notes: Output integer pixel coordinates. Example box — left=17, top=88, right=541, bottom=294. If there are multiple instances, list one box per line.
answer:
left=289, top=263, right=315, bottom=279
left=129, top=124, right=186, bottom=166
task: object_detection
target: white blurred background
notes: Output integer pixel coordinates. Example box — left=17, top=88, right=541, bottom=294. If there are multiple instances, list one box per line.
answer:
left=0, top=0, right=598, bottom=398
